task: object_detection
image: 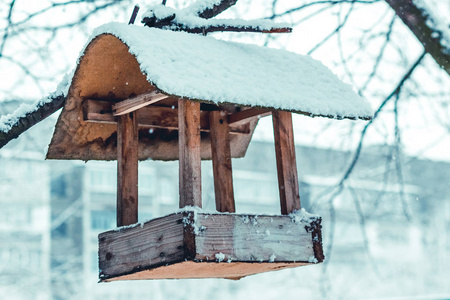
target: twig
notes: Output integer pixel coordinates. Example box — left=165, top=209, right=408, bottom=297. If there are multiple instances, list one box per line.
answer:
left=128, top=5, right=140, bottom=25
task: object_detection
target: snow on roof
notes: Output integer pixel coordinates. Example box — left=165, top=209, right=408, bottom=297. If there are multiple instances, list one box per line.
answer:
left=86, top=22, right=372, bottom=119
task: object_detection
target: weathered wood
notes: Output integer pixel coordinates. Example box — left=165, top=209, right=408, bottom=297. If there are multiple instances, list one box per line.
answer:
left=98, top=211, right=323, bottom=281
left=46, top=34, right=258, bottom=161
left=178, top=99, right=202, bottom=208
left=83, top=99, right=250, bottom=135
left=228, top=108, right=272, bottom=126
left=209, top=111, right=235, bottom=213
left=99, top=213, right=185, bottom=280
left=272, top=111, right=301, bottom=215
left=117, top=112, right=139, bottom=227
left=112, top=91, right=169, bottom=116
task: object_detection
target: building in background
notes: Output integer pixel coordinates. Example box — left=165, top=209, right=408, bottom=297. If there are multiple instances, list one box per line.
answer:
left=0, top=119, right=449, bottom=299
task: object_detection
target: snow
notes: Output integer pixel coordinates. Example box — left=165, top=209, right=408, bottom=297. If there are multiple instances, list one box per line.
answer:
left=0, top=70, right=72, bottom=133
left=413, top=0, right=450, bottom=52
left=182, top=0, right=225, bottom=16
left=308, top=256, right=318, bottom=263
left=83, top=22, right=372, bottom=119
left=141, top=4, right=290, bottom=32
left=215, top=252, right=226, bottom=262
left=289, top=208, right=320, bottom=224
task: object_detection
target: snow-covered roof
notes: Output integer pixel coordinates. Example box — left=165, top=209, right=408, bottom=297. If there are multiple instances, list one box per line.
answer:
left=83, top=22, right=372, bottom=119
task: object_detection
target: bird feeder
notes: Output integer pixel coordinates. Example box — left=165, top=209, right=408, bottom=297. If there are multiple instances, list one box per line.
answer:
left=45, top=10, right=372, bottom=281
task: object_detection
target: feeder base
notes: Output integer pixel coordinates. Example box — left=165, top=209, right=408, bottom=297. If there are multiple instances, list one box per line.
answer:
left=98, top=210, right=323, bottom=281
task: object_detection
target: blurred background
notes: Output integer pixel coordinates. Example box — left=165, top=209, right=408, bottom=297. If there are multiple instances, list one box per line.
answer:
left=0, top=0, right=449, bottom=299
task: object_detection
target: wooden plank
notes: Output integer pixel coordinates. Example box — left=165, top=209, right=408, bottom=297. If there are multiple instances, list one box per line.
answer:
left=228, top=107, right=271, bottom=126
left=178, top=99, right=202, bottom=208
left=112, top=91, right=169, bottom=116
left=99, top=213, right=185, bottom=280
left=117, top=112, right=139, bottom=227
left=209, top=110, right=235, bottom=213
left=191, top=213, right=321, bottom=263
left=272, top=111, right=301, bottom=215
left=104, top=260, right=309, bottom=281
left=83, top=99, right=250, bottom=134
left=98, top=211, right=323, bottom=281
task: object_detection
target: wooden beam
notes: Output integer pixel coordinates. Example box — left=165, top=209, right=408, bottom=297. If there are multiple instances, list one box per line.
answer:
left=209, top=110, right=235, bottom=213
left=83, top=99, right=250, bottom=134
left=228, top=108, right=271, bottom=126
left=99, top=212, right=323, bottom=281
left=272, top=111, right=300, bottom=215
left=117, top=112, right=139, bottom=227
left=112, top=91, right=169, bottom=116
left=178, top=99, right=202, bottom=208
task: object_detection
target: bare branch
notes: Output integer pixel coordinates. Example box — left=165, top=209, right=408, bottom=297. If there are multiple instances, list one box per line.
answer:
left=385, top=0, right=450, bottom=75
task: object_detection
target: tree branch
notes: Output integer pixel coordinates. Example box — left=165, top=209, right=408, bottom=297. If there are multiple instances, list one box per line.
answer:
left=385, top=0, right=450, bottom=75
left=192, top=0, right=238, bottom=19
left=0, top=95, right=65, bottom=148
left=174, top=23, right=292, bottom=34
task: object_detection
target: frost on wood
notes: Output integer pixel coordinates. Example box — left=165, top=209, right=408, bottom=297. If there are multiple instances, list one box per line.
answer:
left=84, top=23, right=372, bottom=120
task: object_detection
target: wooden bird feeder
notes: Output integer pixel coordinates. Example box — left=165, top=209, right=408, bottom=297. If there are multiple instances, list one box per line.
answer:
left=43, top=3, right=372, bottom=282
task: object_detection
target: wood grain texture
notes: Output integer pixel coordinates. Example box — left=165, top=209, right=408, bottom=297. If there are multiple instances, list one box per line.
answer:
left=83, top=99, right=249, bottom=134
left=178, top=99, right=202, bottom=208
left=46, top=34, right=258, bottom=161
left=103, top=261, right=309, bottom=281
left=209, top=110, right=235, bottom=213
left=99, top=213, right=185, bottom=280
left=98, top=212, right=322, bottom=281
left=272, top=111, right=301, bottom=214
left=193, top=214, right=316, bottom=262
left=112, top=91, right=169, bottom=116
left=117, top=112, right=139, bottom=227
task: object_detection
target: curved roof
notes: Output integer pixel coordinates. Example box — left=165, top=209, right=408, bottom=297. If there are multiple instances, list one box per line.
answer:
left=85, top=22, right=372, bottom=120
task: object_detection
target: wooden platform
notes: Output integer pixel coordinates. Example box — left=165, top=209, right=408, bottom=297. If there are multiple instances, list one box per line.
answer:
left=98, top=210, right=324, bottom=281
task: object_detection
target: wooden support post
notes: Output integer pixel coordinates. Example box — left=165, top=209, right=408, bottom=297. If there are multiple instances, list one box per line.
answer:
left=272, top=111, right=301, bottom=215
left=178, top=99, right=202, bottom=208
left=209, top=110, right=235, bottom=213
left=117, top=112, right=139, bottom=227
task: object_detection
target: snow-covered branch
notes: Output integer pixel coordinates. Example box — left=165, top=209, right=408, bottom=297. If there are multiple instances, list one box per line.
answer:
left=184, top=0, right=238, bottom=19
left=0, top=94, right=65, bottom=149
left=142, top=4, right=292, bottom=34
left=385, top=0, right=450, bottom=75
